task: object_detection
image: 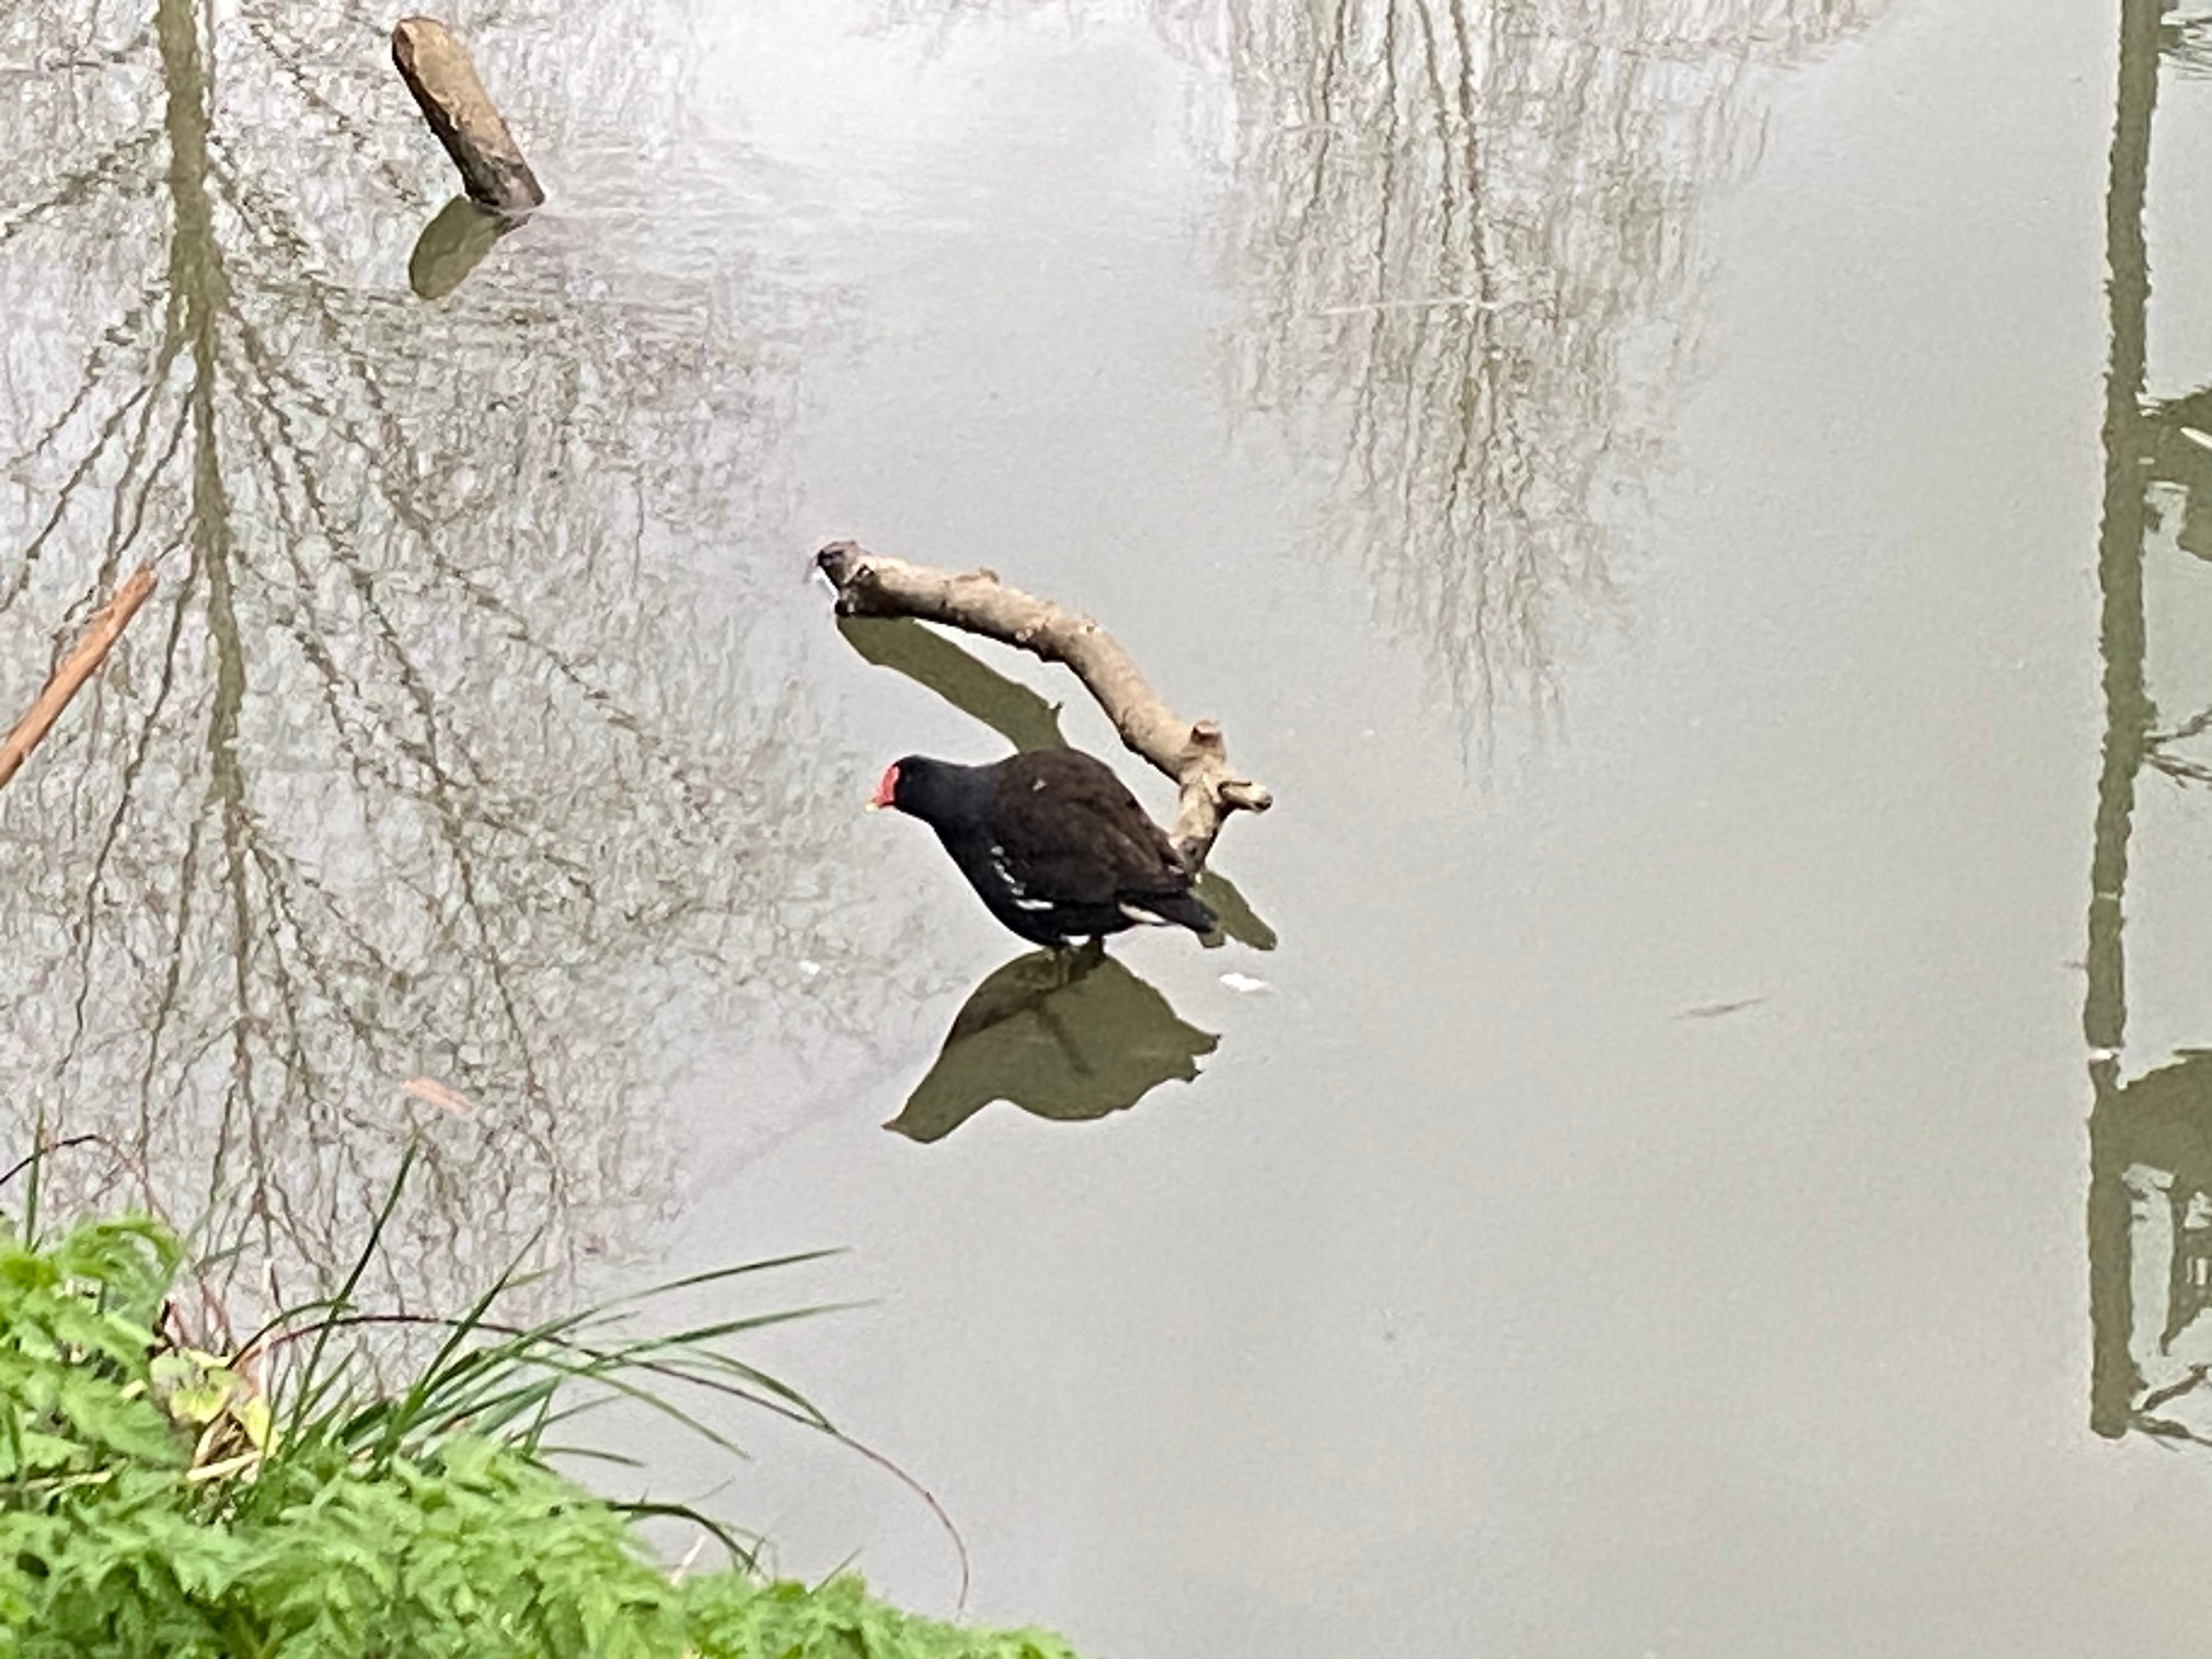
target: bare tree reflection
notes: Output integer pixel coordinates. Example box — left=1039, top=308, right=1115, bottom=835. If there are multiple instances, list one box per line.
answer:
left=871, top=0, right=1881, bottom=733
left=1139, top=0, right=1881, bottom=741
left=0, top=0, right=907, bottom=1318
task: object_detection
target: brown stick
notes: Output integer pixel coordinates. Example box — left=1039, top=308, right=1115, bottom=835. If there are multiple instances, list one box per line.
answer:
left=391, top=17, right=545, bottom=217
left=0, top=567, right=156, bottom=793
left=816, top=542, right=1271, bottom=866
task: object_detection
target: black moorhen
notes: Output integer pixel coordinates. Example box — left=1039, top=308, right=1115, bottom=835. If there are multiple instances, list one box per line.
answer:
left=870, top=749, right=1217, bottom=949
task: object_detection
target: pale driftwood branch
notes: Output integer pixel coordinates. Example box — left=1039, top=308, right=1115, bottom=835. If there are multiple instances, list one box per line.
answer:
left=391, top=18, right=544, bottom=217
left=0, top=566, right=155, bottom=793
left=816, top=541, right=1271, bottom=867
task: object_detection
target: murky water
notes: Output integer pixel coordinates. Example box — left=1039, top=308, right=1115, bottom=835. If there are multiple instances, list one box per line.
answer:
left=5, top=0, right=2207, bottom=1651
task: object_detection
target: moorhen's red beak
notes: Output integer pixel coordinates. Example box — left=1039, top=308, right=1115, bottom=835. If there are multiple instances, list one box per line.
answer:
left=865, top=764, right=898, bottom=811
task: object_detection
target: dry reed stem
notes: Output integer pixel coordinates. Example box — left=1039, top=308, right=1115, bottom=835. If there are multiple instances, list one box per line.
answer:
left=0, top=566, right=156, bottom=793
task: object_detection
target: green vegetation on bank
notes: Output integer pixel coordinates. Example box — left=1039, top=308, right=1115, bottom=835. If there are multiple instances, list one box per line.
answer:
left=0, top=1172, right=1086, bottom=1658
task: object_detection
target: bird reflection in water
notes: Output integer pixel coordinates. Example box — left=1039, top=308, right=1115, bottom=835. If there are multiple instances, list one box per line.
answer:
left=887, top=946, right=1220, bottom=1143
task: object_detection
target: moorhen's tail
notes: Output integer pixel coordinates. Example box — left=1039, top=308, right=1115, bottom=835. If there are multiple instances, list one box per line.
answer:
left=1124, top=889, right=1217, bottom=936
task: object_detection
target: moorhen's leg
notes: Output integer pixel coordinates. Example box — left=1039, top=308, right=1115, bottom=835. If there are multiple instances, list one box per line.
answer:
left=1049, top=936, right=1108, bottom=989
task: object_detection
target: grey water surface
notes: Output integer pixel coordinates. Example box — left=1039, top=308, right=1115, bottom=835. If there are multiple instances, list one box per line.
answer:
left=4, top=0, right=2205, bottom=1652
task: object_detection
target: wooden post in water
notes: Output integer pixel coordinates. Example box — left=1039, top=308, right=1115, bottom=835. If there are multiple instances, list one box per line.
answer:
left=391, top=16, right=544, bottom=216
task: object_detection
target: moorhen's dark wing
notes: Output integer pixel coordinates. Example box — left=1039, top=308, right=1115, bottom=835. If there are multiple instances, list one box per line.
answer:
left=987, top=751, right=1193, bottom=911
left=884, top=748, right=1214, bottom=945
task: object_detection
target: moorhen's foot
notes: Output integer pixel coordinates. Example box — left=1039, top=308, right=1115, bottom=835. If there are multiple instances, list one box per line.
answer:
left=1051, top=935, right=1109, bottom=987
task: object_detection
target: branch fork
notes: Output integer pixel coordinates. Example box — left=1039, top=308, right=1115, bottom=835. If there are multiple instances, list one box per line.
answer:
left=816, top=541, right=1269, bottom=867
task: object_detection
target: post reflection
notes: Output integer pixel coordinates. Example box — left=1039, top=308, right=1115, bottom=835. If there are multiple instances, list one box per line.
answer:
left=2080, top=0, right=2212, bottom=1444
left=408, top=195, right=518, bottom=300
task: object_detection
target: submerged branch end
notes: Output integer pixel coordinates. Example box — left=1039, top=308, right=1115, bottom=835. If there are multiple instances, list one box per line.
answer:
left=815, top=541, right=1269, bottom=866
